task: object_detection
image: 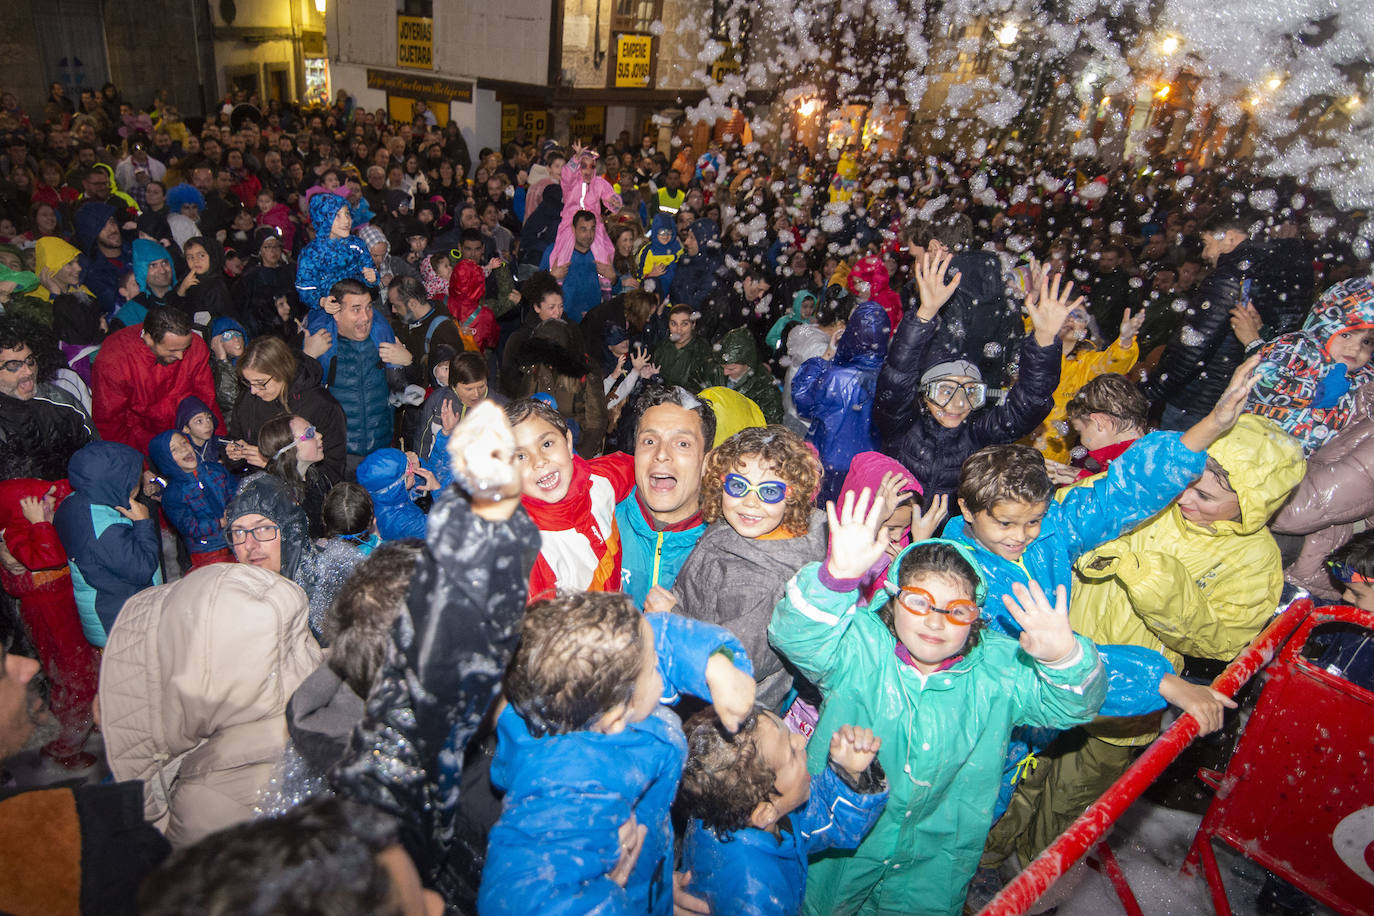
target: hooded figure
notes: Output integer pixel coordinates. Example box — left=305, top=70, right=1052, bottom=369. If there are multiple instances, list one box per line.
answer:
left=148, top=428, right=237, bottom=558
left=32, top=237, right=92, bottom=303
left=356, top=448, right=428, bottom=541
left=52, top=441, right=163, bottom=646
left=512, top=319, right=610, bottom=458
left=72, top=201, right=129, bottom=318
left=166, top=184, right=204, bottom=250
left=233, top=227, right=297, bottom=339
left=1072, top=414, right=1307, bottom=673
left=548, top=149, right=621, bottom=267
left=716, top=326, right=783, bottom=424
left=697, top=386, right=767, bottom=447
left=179, top=235, right=237, bottom=330
left=672, top=218, right=725, bottom=317
left=837, top=453, right=921, bottom=600
left=294, top=191, right=376, bottom=312
left=125, top=237, right=179, bottom=324
left=446, top=258, right=496, bottom=352
left=98, top=563, right=322, bottom=847
left=1247, top=277, right=1374, bottom=455
left=847, top=255, right=903, bottom=329
left=636, top=212, right=682, bottom=299
left=175, top=392, right=224, bottom=464
left=766, top=289, right=818, bottom=352
left=792, top=302, right=892, bottom=503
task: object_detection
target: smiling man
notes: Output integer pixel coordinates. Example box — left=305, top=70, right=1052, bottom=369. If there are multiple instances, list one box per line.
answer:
left=613, top=384, right=717, bottom=608
left=0, top=316, right=94, bottom=481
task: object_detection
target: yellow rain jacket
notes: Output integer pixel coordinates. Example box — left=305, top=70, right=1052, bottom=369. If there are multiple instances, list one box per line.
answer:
left=698, top=385, right=766, bottom=447
left=1031, top=337, right=1138, bottom=463
left=1069, top=415, right=1305, bottom=744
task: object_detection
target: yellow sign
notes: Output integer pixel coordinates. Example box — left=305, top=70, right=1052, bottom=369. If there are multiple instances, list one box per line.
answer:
left=710, top=43, right=740, bottom=83
left=614, top=34, right=652, bottom=88
left=500, top=104, right=520, bottom=144
left=521, top=109, right=549, bottom=139
left=397, top=15, right=433, bottom=70
left=568, top=106, right=606, bottom=142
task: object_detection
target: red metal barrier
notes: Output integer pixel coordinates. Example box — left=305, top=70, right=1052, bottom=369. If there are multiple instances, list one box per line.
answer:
left=975, top=600, right=1315, bottom=916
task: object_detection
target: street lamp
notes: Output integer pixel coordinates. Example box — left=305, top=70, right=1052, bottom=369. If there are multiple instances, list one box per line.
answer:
left=995, top=23, right=1019, bottom=46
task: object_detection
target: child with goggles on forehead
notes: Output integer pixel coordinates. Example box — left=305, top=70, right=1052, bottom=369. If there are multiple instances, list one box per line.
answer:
left=875, top=246, right=1077, bottom=510
left=767, top=488, right=1106, bottom=916
left=650, top=425, right=827, bottom=710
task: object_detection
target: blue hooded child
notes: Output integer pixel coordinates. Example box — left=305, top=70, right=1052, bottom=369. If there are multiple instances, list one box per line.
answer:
left=52, top=441, right=164, bottom=647
left=355, top=448, right=428, bottom=541
left=294, top=191, right=397, bottom=375
left=637, top=212, right=682, bottom=300
left=148, top=429, right=237, bottom=559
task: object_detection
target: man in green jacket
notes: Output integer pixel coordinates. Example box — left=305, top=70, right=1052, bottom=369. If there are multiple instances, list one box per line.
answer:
left=718, top=325, right=782, bottom=424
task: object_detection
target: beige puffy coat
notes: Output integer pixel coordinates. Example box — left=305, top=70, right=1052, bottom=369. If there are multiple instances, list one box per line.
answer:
left=98, top=563, right=322, bottom=847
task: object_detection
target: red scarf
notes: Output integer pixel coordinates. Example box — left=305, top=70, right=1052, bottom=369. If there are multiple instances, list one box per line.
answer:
left=523, top=454, right=622, bottom=602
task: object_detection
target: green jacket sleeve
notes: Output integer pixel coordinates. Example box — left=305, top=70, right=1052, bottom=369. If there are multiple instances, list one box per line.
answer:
left=768, top=562, right=867, bottom=693
left=1011, top=635, right=1108, bottom=730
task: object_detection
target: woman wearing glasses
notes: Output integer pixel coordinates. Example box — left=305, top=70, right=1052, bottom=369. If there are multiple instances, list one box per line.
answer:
left=223, top=336, right=347, bottom=481
left=874, top=248, right=1077, bottom=511
left=258, top=414, right=339, bottom=539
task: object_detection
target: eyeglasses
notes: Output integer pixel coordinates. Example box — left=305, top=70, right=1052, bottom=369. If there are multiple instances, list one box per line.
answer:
left=243, top=376, right=274, bottom=392
left=0, top=355, right=37, bottom=373
left=296, top=425, right=317, bottom=441
left=722, top=473, right=787, bottom=504
left=226, top=524, right=280, bottom=545
left=889, top=585, right=980, bottom=626
left=922, top=380, right=987, bottom=409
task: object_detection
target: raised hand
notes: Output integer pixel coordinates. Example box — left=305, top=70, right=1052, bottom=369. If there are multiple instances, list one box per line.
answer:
left=1118, top=308, right=1146, bottom=346
left=1001, top=580, right=1078, bottom=665
left=913, top=248, right=961, bottom=320
left=1209, top=354, right=1261, bottom=431
left=302, top=327, right=332, bottom=358
left=829, top=724, right=882, bottom=780
left=704, top=652, right=756, bottom=733
left=629, top=345, right=654, bottom=375
left=378, top=340, right=414, bottom=367
left=824, top=487, right=892, bottom=581
left=910, top=493, right=949, bottom=543
left=1027, top=271, right=1084, bottom=346
left=440, top=398, right=461, bottom=436
left=873, top=471, right=910, bottom=523
left=1024, top=255, right=1048, bottom=308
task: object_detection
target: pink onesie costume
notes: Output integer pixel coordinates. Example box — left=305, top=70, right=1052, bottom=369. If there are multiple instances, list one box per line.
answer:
left=548, top=162, right=622, bottom=267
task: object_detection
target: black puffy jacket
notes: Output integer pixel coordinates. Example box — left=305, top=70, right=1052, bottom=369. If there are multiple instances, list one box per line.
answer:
left=1141, top=238, right=1312, bottom=412
left=0, top=384, right=95, bottom=481
left=874, top=313, right=1061, bottom=505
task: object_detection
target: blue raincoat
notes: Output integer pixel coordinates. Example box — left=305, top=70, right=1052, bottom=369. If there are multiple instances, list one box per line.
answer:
left=356, top=447, right=427, bottom=541
left=792, top=301, right=891, bottom=505
left=478, top=613, right=754, bottom=916
left=683, top=763, right=889, bottom=915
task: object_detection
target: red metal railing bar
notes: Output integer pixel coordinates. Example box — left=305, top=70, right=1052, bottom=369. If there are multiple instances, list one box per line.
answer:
left=975, top=602, right=1313, bottom=916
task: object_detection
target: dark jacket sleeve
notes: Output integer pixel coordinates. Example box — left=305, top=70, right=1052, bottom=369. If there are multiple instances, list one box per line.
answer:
left=874, top=313, right=938, bottom=444
left=330, top=489, right=538, bottom=896
left=970, top=334, right=1062, bottom=446
left=1139, top=266, right=1239, bottom=404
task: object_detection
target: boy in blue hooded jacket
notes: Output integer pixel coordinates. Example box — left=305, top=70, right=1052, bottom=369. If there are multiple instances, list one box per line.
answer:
left=355, top=447, right=432, bottom=541
left=478, top=592, right=757, bottom=915
left=148, top=428, right=237, bottom=566
left=637, top=213, right=682, bottom=300
left=52, top=441, right=163, bottom=646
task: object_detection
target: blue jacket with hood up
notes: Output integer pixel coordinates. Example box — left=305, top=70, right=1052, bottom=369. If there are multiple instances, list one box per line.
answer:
left=53, top=441, right=163, bottom=646
left=148, top=429, right=237, bottom=554
left=355, top=448, right=427, bottom=541
left=74, top=202, right=131, bottom=319
left=792, top=301, right=891, bottom=505
left=478, top=613, right=754, bottom=916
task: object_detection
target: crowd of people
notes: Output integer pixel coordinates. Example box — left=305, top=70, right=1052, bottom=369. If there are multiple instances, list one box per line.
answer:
left=1, top=80, right=1371, bottom=916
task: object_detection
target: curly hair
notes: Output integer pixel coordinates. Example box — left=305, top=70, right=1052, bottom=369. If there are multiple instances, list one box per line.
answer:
left=1064, top=373, right=1149, bottom=433
left=700, top=425, right=821, bottom=535
left=678, top=708, right=776, bottom=838
left=325, top=539, right=424, bottom=697
left=503, top=592, right=646, bottom=737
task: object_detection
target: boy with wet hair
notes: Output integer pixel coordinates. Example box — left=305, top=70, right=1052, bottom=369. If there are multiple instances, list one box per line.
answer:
left=678, top=709, right=888, bottom=915
left=479, top=591, right=757, bottom=915
left=1060, top=373, right=1149, bottom=480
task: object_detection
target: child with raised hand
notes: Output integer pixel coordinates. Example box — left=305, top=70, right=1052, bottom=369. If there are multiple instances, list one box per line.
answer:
left=767, top=488, right=1106, bottom=916
left=652, top=424, right=827, bottom=708
left=478, top=591, right=757, bottom=916
left=874, top=247, right=1075, bottom=508
left=678, top=712, right=889, bottom=916
left=147, top=428, right=238, bottom=567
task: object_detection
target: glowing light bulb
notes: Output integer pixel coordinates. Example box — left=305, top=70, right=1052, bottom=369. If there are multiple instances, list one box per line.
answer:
left=995, top=23, right=1019, bottom=46
left=1161, top=36, right=1179, bottom=55
left=1267, top=77, right=1282, bottom=90
left=1155, top=84, right=1171, bottom=100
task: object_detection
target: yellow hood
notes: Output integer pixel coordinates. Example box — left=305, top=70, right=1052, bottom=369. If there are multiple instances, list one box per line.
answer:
left=31, top=237, right=84, bottom=301
left=1187, top=415, right=1306, bottom=536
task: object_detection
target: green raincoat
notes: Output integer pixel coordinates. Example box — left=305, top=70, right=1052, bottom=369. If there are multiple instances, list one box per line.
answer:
left=718, top=326, right=783, bottom=424
left=769, top=564, right=1107, bottom=915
